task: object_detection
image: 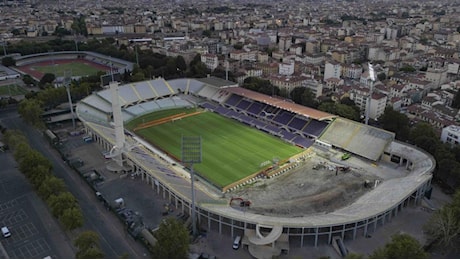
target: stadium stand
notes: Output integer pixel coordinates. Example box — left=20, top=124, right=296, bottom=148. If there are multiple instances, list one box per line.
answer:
left=184, top=79, right=206, bottom=94
left=236, top=99, right=252, bottom=110
left=273, top=111, right=295, bottom=125
left=319, top=118, right=394, bottom=161
left=211, top=89, right=231, bottom=103
left=150, top=79, right=175, bottom=97
left=288, top=117, right=308, bottom=131
left=303, top=120, right=329, bottom=138
left=247, top=102, right=266, bottom=116
left=197, top=85, right=220, bottom=99
left=224, top=94, right=243, bottom=107
left=132, top=82, right=157, bottom=100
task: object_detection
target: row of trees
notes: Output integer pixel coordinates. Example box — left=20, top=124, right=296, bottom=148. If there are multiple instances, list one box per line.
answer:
left=74, top=231, right=105, bottom=258
left=3, top=130, right=84, bottom=231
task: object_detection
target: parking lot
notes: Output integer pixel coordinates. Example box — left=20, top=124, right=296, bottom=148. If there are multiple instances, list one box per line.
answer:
left=0, top=151, right=70, bottom=259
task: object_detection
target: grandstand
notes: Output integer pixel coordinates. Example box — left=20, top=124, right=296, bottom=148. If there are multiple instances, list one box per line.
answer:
left=77, top=76, right=434, bottom=255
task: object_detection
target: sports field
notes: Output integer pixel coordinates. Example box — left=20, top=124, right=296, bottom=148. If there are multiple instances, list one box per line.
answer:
left=0, top=84, right=28, bottom=96
left=129, top=108, right=303, bottom=188
left=32, top=62, right=102, bottom=77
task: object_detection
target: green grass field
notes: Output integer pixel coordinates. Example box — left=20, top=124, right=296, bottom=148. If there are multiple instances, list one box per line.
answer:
left=129, top=109, right=303, bottom=188
left=32, top=62, right=102, bottom=77
left=0, top=84, right=28, bottom=95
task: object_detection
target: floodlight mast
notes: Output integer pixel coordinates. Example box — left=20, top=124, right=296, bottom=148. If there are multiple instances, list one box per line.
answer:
left=365, top=63, right=375, bottom=125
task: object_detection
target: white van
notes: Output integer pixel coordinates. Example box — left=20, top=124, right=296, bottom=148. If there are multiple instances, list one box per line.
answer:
left=1, top=226, right=11, bottom=238
left=232, top=235, right=241, bottom=250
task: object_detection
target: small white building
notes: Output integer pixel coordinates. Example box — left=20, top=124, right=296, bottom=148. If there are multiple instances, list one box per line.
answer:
left=324, top=61, right=341, bottom=81
left=279, top=61, right=295, bottom=76
left=201, top=53, right=218, bottom=71
left=441, top=125, right=460, bottom=146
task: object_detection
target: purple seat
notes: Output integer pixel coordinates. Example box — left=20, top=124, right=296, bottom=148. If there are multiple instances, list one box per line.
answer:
left=225, top=95, right=243, bottom=106
left=273, top=111, right=294, bottom=125
left=303, top=120, right=329, bottom=137
left=288, top=117, right=308, bottom=130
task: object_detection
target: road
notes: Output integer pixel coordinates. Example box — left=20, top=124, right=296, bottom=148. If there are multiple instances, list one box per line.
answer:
left=0, top=107, right=149, bottom=258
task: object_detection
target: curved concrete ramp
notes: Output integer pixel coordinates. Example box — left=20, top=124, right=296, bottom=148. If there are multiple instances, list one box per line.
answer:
left=248, top=224, right=283, bottom=245
left=248, top=244, right=281, bottom=259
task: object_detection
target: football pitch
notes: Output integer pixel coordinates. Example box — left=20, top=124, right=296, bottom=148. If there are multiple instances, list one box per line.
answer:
left=129, top=109, right=303, bottom=188
left=32, top=62, right=102, bottom=77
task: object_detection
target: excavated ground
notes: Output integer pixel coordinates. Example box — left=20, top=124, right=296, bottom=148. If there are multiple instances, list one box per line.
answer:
left=227, top=154, right=381, bottom=217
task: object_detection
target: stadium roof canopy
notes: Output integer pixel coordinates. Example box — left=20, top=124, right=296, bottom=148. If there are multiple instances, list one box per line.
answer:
left=225, top=87, right=337, bottom=121
left=319, top=118, right=395, bottom=161
left=196, top=77, right=238, bottom=88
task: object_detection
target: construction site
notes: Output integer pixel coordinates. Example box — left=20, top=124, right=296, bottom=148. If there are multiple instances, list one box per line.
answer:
left=228, top=151, right=381, bottom=217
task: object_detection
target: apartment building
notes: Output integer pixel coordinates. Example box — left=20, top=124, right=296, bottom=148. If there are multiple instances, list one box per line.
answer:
left=324, top=61, right=342, bottom=81
left=201, top=53, right=218, bottom=71
left=441, top=125, right=460, bottom=146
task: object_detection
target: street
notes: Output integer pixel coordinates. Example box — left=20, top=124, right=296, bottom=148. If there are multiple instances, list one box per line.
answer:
left=0, top=107, right=149, bottom=258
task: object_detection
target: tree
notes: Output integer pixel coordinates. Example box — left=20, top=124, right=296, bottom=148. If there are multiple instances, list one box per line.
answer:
left=423, top=206, right=460, bottom=248
left=176, top=55, right=187, bottom=73
left=1, top=56, right=15, bottom=67
left=74, top=231, right=104, bottom=259
left=399, top=65, right=416, bottom=72
left=377, top=72, right=386, bottom=81
left=23, top=74, right=37, bottom=86
left=290, top=87, right=305, bottom=104
left=38, top=176, right=67, bottom=199
left=18, top=149, right=52, bottom=176
left=77, top=247, right=104, bottom=259
left=301, top=89, right=319, bottom=108
left=60, top=207, right=84, bottom=231
left=318, top=102, right=360, bottom=121
left=152, top=218, right=189, bottom=258
left=39, top=73, right=56, bottom=87
left=233, top=43, right=243, bottom=50
left=18, top=98, right=45, bottom=129
left=47, top=191, right=78, bottom=217
left=29, top=165, right=52, bottom=188
left=378, top=106, right=410, bottom=141
left=345, top=252, right=363, bottom=258
left=370, top=233, right=429, bottom=258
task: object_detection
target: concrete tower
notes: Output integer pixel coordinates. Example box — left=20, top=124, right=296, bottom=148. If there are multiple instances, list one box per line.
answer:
left=110, top=81, right=125, bottom=167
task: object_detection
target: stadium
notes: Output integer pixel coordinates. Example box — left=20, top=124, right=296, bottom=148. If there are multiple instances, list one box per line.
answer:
left=14, top=51, right=134, bottom=82
left=76, top=76, right=434, bottom=258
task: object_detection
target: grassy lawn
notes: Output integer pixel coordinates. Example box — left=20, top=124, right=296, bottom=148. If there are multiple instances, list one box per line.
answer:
left=32, top=62, right=103, bottom=77
left=132, top=110, right=303, bottom=188
left=0, top=84, right=28, bottom=95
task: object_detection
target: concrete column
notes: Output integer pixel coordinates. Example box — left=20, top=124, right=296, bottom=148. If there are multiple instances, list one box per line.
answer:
left=373, top=216, right=377, bottom=232
left=364, top=219, right=369, bottom=236
left=352, top=222, right=357, bottom=240
left=231, top=220, right=234, bottom=238
left=208, top=212, right=211, bottom=231
left=314, top=228, right=319, bottom=247
left=300, top=228, right=304, bottom=247
left=328, top=227, right=332, bottom=244
left=219, top=216, right=222, bottom=234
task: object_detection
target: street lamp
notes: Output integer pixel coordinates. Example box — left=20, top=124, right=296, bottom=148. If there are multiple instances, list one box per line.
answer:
left=64, top=70, right=76, bottom=130
left=365, top=63, right=376, bottom=125
left=181, top=136, right=202, bottom=237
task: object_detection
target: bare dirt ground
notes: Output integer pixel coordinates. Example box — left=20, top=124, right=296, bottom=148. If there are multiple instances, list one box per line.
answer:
left=228, top=151, right=381, bottom=217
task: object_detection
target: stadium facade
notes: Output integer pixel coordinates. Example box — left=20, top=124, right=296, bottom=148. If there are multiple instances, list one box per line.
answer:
left=76, top=77, right=434, bottom=255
